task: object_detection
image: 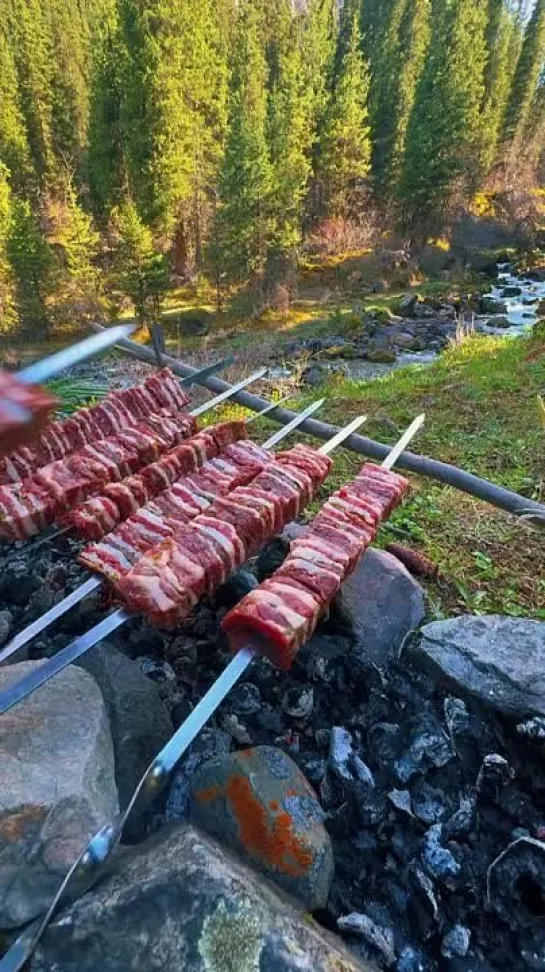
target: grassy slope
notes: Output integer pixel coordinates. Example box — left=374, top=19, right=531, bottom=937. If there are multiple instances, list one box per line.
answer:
left=228, top=332, right=544, bottom=620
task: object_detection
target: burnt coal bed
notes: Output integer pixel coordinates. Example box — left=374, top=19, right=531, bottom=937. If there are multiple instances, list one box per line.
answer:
left=1, top=532, right=544, bottom=972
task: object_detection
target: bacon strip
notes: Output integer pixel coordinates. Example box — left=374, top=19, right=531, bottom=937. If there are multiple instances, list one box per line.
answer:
left=221, top=463, right=409, bottom=669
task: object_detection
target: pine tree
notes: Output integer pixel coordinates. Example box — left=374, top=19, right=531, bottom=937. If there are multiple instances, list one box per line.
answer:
left=7, top=197, right=55, bottom=334
left=111, top=200, right=169, bottom=328
left=46, top=0, right=92, bottom=172
left=398, top=0, right=489, bottom=238
left=6, top=0, right=56, bottom=183
left=212, top=2, right=273, bottom=286
left=502, top=0, right=545, bottom=144
left=268, top=22, right=312, bottom=262
left=88, top=16, right=128, bottom=218
left=370, top=0, right=431, bottom=193
left=302, top=0, right=337, bottom=134
left=317, top=10, right=371, bottom=220
left=0, top=25, right=34, bottom=192
left=481, top=0, right=521, bottom=169
left=0, top=164, right=18, bottom=333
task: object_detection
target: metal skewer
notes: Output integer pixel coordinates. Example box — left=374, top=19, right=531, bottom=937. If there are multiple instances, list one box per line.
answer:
left=0, top=413, right=425, bottom=972
left=0, top=369, right=276, bottom=666
left=0, top=397, right=325, bottom=688
left=17, top=325, right=136, bottom=386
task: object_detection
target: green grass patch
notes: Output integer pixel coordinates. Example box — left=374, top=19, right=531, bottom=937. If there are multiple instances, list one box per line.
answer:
left=296, top=334, right=545, bottom=620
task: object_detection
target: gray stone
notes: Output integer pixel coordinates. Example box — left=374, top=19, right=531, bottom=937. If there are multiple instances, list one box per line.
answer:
left=476, top=753, right=514, bottom=794
left=188, top=746, right=334, bottom=911
left=393, top=333, right=424, bottom=351
left=487, top=837, right=545, bottom=932
left=0, top=610, right=13, bottom=646
left=77, top=642, right=173, bottom=808
left=398, top=294, right=418, bottom=316
left=340, top=548, right=425, bottom=666
left=480, top=296, right=508, bottom=314
left=487, top=315, right=511, bottom=328
left=367, top=343, right=397, bottom=364
left=31, top=825, right=370, bottom=972
left=501, top=285, right=522, bottom=297
left=415, top=616, right=545, bottom=718
left=0, top=662, right=118, bottom=929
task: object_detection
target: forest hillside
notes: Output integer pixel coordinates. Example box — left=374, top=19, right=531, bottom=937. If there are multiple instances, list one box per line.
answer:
left=1, top=0, right=545, bottom=336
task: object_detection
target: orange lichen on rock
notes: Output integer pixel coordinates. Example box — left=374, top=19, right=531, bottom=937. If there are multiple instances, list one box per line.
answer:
left=194, top=785, right=221, bottom=804
left=225, top=773, right=313, bottom=877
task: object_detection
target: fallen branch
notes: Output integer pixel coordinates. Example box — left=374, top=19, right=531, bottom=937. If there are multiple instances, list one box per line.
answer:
left=94, top=324, right=545, bottom=529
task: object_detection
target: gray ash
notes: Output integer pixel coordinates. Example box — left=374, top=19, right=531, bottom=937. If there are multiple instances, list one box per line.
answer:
left=2, top=535, right=545, bottom=972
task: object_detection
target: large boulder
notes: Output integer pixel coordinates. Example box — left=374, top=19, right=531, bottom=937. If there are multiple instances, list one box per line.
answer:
left=480, top=296, right=508, bottom=315
left=77, top=642, right=173, bottom=809
left=188, top=746, right=333, bottom=911
left=414, top=616, right=545, bottom=719
left=339, top=548, right=425, bottom=666
left=0, top=662, right=118, bottom=928
left=30, top=825, right=372, bottom=972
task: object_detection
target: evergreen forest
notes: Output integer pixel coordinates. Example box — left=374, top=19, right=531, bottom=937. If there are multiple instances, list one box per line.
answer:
left=1, top=0, right=545, bottom=336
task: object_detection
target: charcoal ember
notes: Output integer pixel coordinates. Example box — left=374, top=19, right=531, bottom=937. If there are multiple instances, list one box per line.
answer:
left=476, top=754, right=514, bottom=795
left=164, top=634, right=198, bottom=667
left=421, top=825, right=462, bottom=884
left=444, top=697, right=470, bottom=737
left=128, top=627, right=166, bottom=658
left=0, top=608, right=13, bottom=646
left=394, top=724, right=454, bottom=784
left=388, top=789, right=415, bottom=819
left=0, top=571, right=40, bottom=606
left=396, top=946, right=431, bottom=972
left=170, top=697, right=193, bottom=727
left=297, top=755, right=327, bottom=787
left=356, top=790, right=387, bottom=827
left=411, top=783, right=446, bottom=825
left=221, top=712, right=252, bottom=744
left=443, top=794, right=477, bottom=840
left=282, top=686, right=314, bottom=719
left=520, top=926, right=545, bottom=970
left=406, top=861, right=441, bottom=925
left=230, top=682, right=262, bottom=715
left=516, top=716, right=545, bottom=744
left=326, top=800, right=357, bottom=840
left=254, top=707, right=285, bottom=734
left=391, top=827, right=421, bottom=865
left=488, top=837, right=545, bottom=932
left=299, top=634, right=351, bottom=682
left=368, top=722, right=403, bottom=766
left=329, top=726, right=375, bottom=788
left=214, top=569, right=257, bottom=608
left=441, top=924, right=471, bottom=958
left=337, top=911, right=396, bottom=967
left=256, top=537, right=288, bottom=579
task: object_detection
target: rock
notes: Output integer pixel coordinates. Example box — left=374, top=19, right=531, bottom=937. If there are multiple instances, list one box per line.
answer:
left=221, top=712, right=252, bottom=745
left=394, top=724, right=454, bottom=783
left=441, top=924, right=471, bottom=959
left=77, top=642, right=173, bottom=809
left=302, top=362, right=347, bottom=386
left=480, top=296, right=508, bottom=315
left=516, top=715, right=545, bottom=743
left=398, top=294, right=419, bottom=317
left=30, top=825, right=370, bottom=972
left=0, top=609, right=13, bottom=646
left=165, top=729, right=232, bottom=821
left=367, top=343, right=397, bottom=364
left=388, top=789, right=414, bottom=818
left=415, top=616, right=545, bottom=719
left=443, top=697, right=469, bottom=737
left=340, top=548, right=425, bottom=667
left=322, top=343, right=360, bottom=360
left=338, top=912, right=396, bottom=966
left=420, top=825, right=461, bottom=884
left=370, top=280, right=388, bottom=293
left=393, top=333, right=424, bottom=351
left=487, top=315, right=511, bottom=328
left=188, top=746, right=334, bottom=911
left=502, top=286, right=522, bottom=297
left=0, top=662, right=118, bottom=929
